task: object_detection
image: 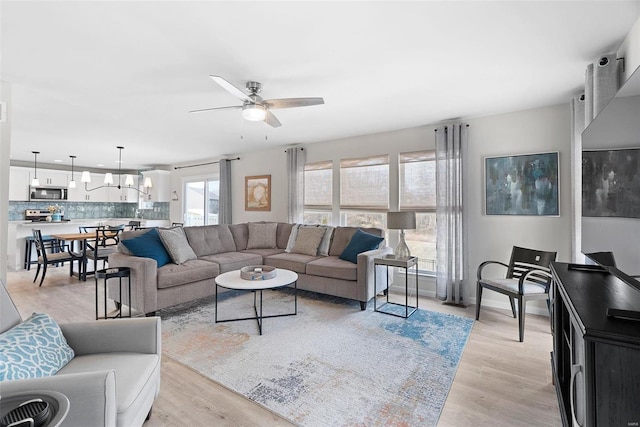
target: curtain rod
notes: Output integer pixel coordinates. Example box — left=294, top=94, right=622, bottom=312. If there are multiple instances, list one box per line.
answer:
left=174, top=157, right=240, bottom=170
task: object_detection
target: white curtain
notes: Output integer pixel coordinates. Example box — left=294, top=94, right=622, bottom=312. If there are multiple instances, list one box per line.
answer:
left=218, top=159, right=232, bottom=225
left=287, top=147, right=305, bottom=224
left=435, top=124, right=468, bottom=304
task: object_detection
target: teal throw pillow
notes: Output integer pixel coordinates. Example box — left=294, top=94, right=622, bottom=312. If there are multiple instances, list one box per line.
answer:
left=0, top=313, right=75, bottom=381
left=122, top=228, right=172, bottom=267
left=339, top=229, right=384, bottom=264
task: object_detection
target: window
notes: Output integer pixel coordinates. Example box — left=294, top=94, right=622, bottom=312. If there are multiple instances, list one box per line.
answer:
left=303, top=161, right=333, bottom=225
left=399, top=151, right=436, bottom=273
left=184, top=179, right=219, bottom=226
left=340, top=155, right=389, bottom=228
left=340, top=155, right=389, bottom=211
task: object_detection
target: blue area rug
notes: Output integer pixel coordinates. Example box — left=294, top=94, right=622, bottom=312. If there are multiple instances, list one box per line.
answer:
left=159, top=289, right=474, bottom=426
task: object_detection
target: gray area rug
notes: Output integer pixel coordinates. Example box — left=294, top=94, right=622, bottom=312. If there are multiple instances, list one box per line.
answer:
left=159, top=289, right=474, bottom=426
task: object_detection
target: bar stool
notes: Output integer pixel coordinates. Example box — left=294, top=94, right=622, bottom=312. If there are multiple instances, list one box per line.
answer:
left=24, top=235, right=60, bottom=270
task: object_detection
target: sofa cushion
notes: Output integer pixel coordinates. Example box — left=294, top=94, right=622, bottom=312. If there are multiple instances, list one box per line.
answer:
left=184, top=225, right=237, bottom=256
left=329, top=227, right=383, bottom=256
left=306, top=256, right=358, bottom=281
left=122, top=228, right=172, bottom=267
left=264, top=253, right=320, bottom=274
left=58, top=353, right=160, bottom=414
left=339, top=229, right=385, bottom=264
left=228, top=223, right=249, bottom=251
left=277, top=223, right=295, bottom=249
left=247, top=223, right=278, bottom=249
left=0, top=313, right=75, bottom=380
left=118, top=228, right=153, bottom=255
left=242, top=248, right=285, bottom=258
left=285, top=224, right=300, bottom=252
left=199, top=252, right=263, bottom=274
left=158, top=227, right=197, bottom=264
left=157, top=259, right=220, bottom=289
left=291, top=226, right=326, bottom=256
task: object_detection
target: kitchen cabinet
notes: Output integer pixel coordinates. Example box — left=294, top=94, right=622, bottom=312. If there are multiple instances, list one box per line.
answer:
left=141, top=170, right=170, bottom=203
left=9, top=167, right=30, bottom=200
left=551, top=262, right=640, bottom=426
left=29, top=169, right=68, bottom=187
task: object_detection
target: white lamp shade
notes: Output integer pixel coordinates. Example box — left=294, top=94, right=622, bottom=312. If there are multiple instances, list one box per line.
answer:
left=31, top=177, right=40, bottom=187
left=387, top=211, right=417, bottom=230
left=143, top=177, right=153, bottom=188
left=68, top=180, right=76, bottom=189
left=104, top=173, right=113, bottom=185
left=242, top=104, right=266, bottom=121
left=125, top=174, right=134, bottom=186
left=81, top=171, right=91, bottom=183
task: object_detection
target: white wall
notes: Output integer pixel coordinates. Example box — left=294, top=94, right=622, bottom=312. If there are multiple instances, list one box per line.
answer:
left=220, top=103, right=572, bottom=314
left=1, top=82, right=12, bottom=284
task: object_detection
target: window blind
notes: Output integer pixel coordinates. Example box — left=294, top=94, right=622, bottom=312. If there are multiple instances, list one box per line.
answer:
left=340, top=155, right=389, bottom=210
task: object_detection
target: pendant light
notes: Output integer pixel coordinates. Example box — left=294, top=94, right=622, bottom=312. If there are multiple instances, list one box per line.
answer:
left=82, top=146, right=152, bottom=194
left=31, top=151, right=40, bottom=187
left=68, top=155, right=77, bottom=189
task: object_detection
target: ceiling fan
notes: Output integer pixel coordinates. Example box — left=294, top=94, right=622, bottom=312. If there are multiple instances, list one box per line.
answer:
left=190, top=75, right=324, bottom=128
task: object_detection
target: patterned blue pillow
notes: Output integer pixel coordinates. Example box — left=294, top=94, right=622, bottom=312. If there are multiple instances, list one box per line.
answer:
left=122, top=227, right=172, bottom=267
left=0, top=313, right=75, bottom=380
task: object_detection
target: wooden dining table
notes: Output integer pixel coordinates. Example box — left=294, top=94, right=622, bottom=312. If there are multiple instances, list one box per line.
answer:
left=49, top=231, right=118, bottom=280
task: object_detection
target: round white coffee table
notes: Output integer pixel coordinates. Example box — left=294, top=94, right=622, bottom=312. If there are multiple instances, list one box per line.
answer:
left=214, top=268, right=298, bottom=335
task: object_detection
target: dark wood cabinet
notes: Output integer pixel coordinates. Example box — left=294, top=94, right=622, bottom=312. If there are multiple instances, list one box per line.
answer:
left=550, top=262, right=640, bottom=427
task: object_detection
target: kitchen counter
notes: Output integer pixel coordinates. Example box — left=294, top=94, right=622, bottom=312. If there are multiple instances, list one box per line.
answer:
left=8, top=218, right=169, bottom=271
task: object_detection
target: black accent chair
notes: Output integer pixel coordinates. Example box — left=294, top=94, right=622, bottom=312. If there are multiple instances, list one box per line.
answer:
left=31, top=229, right=84, bottom=287
left=476, top=246, right=557, bottom=342
left=127, top=220, right=141, bottom=230
left=82, top=226, right=124, bottom=280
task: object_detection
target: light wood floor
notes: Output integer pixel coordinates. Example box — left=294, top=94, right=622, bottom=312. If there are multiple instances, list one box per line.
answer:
left=5, top=267, right=561, bottom=426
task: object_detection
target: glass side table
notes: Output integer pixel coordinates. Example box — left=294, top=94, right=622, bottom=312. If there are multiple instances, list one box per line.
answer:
left=373, top=256, right=419, bottom=318
left=95, top=267, right=131, bottom=320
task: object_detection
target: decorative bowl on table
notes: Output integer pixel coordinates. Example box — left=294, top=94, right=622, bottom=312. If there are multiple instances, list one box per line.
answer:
left=240, top=265, right=277, bottom=281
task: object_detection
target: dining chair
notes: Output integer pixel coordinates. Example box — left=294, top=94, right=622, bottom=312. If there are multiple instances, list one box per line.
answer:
left=476, top=245, right=557, bottom=342
left=83, top=226, right=124, bottom=280
left=31, top=229, right=84, bottom=287
left=127, top=220, right=141, bottom=230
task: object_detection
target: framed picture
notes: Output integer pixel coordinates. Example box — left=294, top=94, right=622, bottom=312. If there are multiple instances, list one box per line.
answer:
left=484, top=151, right=559, bottom=216
left=582, top=148, right=640, bottom=218
left=245, top=175, right=271, bottom=211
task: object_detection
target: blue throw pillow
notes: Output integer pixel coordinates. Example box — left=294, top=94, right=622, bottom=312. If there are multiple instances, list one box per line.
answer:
left=0, top=313, right=75, bottom=381
left=339, top=229, right=385, bottom=264
left=122, top=228, right=172, bottom=267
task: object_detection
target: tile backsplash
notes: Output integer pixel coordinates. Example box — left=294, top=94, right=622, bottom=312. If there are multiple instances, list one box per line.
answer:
left=8, top=201, right=170, bottom=221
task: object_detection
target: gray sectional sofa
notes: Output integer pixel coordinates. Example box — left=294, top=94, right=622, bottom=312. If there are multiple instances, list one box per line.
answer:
left=108, top=222, right=392, bottom=315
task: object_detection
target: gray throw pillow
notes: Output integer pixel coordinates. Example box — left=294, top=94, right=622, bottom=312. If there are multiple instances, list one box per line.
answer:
left=317, top=225, right=335, bottom=256
left=285, top=224, right=301, bottom=253
left=247, top=222, right=278, bottom=249
left=158, top=227, right=197, bottom=264
left=290, top=226, right=326, bottom=256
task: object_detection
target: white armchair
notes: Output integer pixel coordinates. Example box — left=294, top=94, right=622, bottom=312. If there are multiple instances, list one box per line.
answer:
left=0, top=280, right=161, bottom=426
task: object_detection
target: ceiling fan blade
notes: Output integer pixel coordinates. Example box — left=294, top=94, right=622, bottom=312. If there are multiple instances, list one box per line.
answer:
left=264, top=110, right=282, bottom=128
left=209, top=75, right=252, bottom=102
left=264, top=97, right=324, bottom=109
left=189, top=105, right=242, bottom=113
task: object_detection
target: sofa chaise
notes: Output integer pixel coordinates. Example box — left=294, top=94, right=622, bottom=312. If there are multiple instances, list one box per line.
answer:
left=108, top=222, right=392, bottom=315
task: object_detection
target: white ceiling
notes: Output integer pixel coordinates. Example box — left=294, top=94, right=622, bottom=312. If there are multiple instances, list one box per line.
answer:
left=2, top=1, right=639, bottom=171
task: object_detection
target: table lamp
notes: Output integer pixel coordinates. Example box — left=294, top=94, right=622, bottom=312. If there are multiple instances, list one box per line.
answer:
left=387, top=211, right=416, bottom=259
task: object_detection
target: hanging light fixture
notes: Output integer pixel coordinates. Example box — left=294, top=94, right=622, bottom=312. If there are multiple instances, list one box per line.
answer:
left=31, top=151, right=40, bottom=187
left=81, top=146, right=152, bottom=194
left=68, top=155, right=77, bottom=188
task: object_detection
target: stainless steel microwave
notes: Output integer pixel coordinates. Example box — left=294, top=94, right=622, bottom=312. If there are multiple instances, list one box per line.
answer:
left=29, top=186, right=68, bottom=201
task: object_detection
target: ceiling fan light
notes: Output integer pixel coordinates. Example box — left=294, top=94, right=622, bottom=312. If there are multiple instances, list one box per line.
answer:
left=242, top=104, right=266, bottom=121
